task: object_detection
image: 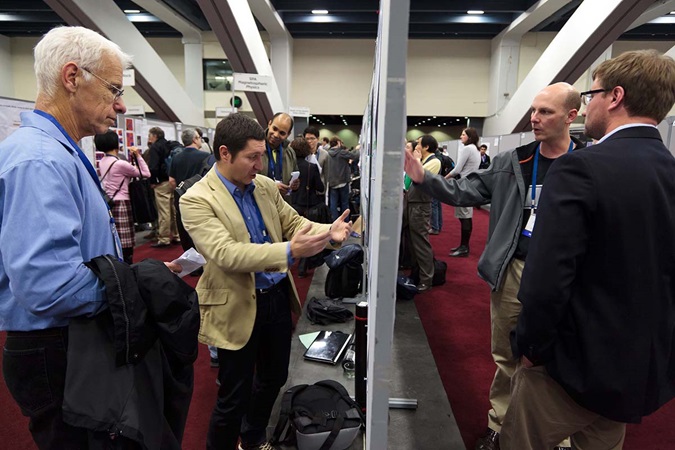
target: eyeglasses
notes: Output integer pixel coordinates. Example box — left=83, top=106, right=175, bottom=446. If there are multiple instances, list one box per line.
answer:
left=580, top=88, right=609, bottom=105
left=81, top=67, right=124, bottom=102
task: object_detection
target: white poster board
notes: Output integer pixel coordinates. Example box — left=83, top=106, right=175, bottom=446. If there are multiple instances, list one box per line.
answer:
left=0, top=97, right=35, bottom=143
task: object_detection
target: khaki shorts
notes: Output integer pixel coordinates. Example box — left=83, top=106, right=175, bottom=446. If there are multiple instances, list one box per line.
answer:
left=454, top=206, right=473, bottom=219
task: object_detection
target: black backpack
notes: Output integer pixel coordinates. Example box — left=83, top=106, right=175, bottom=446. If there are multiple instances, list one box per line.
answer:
left=435, top=151, right=455, bottom=177
left=324, top=244, right=364, bottom=299
left=306, top=297, right=354, bottom=325
left=271, top=380, right=364, bottom=450
left=432, top=258, right=447, bottom=286
left=396, top=275, right=418, bottom=300
left=174, top=155, right=215, bottom=201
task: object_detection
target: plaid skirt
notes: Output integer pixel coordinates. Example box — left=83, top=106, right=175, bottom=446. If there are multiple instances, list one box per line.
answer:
left=112, top=200, right=135, bottom=249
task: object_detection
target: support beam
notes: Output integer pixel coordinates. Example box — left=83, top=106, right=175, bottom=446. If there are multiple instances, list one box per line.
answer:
left=44, top=0, right=203, bottom=125
left=627, top=0, right=675, bottom=30
left=0, top=35, right=13, bottom=98
left=484, top=0, right=654, bottom=136
left=133, top=0, right=205, bottom=111
left=488, top=0, right=575, bottom=117
left=196, top=0, right=285, bottom=124
left=249, top=0, right=292, bottom=112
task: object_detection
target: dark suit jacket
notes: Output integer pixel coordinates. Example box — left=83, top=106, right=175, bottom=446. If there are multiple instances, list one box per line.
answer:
left=479, top=153, right=491, bottom=169
left=512, top=126, right=675, bottom=423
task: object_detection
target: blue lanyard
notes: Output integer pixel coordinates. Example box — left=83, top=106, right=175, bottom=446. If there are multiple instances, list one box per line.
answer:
left=530, top=140, right=574, bottom=210
left=266, top=142, right=282, bottom=181
left=33, top=110, right=123, bottom=260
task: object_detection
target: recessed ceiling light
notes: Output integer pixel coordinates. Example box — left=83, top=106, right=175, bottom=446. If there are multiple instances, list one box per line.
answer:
left=433, top=116, right=437, bottom=118
left=124, top=9, right=141, bottom=14
left=467, top=10, right=484, bottom=15
left=670, top=11, right=675, bottom=14
left=312, top=10, right=329, bottom=15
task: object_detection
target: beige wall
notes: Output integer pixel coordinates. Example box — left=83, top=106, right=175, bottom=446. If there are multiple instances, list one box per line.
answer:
left=7, top=33, right=675, bottom=122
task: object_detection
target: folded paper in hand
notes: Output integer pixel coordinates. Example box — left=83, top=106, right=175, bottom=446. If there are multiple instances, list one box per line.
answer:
left=171, top=248, right=206, bottom=278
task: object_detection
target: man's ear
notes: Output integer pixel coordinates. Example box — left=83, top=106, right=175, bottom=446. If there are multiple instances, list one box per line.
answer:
left=62, top=62, right=79, bottom=94
left=607, top=86, right=625, bottom=112
left=219, top=145, right=230, bottom=161
left=567, top=109, right=579, bottom=123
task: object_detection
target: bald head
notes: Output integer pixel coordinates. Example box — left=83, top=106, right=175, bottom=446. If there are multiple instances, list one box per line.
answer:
left=540, top=82, right=581, bottom=112
left=266, top=113, right=293, bottom=148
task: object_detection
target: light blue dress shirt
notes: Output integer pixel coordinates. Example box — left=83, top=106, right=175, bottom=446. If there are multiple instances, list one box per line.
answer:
left=215, top=170, right=290, bottom=289
left=0, top=111, right=116, bottom=330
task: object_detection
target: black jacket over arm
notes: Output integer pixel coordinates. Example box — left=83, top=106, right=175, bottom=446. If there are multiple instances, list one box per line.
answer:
left=512, top=126, right=675, bottom=423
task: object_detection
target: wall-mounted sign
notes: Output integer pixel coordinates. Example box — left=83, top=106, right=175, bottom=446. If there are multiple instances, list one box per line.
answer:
left=125, top=105, right=145, bottom=115
left=233, top=73, right=273, bottom=93
left=216, top=107, right=237, bottom=117
left=123, top=69, right=135, bottom=87
left=289, top=106, right=311, bottom=117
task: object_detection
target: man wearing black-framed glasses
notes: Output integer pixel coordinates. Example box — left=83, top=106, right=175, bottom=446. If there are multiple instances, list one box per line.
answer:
left=502, top=50, right=675, bottom=450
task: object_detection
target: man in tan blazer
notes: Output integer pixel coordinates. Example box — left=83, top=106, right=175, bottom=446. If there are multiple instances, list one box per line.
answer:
left=180, top=113, right=352, bottom=450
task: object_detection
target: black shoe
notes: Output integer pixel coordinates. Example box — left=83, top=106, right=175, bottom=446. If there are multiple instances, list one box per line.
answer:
left=450, top=245, right=460, bottom=252
left=475, top=428, right=499, bottom=450
left=449, top=245, right=469, bottom=257
left=150, top=242, right=171, bottom=248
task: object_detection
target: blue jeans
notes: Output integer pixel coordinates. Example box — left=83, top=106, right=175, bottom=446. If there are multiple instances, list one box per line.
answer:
left=207, top=279, right=292, bottom=449
left=329, top=185, right=350, bottom=222
left=431, top=198, right=443, bottom=232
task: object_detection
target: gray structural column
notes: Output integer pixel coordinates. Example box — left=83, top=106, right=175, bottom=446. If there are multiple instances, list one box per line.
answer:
left=488, top=0, right=574, bottom=117
left=44, top=0, right=203, bottom=125
left=249, top=0, right=292, bottom=111
left=0, top=35, right=13, bottom=98
left=365, top=0, right=410, bottom=448
left=483, top=0, right=654, bottom=136
left=133, top=0, right=205, bottom=111
left=196, top=0, right=285, bottom=123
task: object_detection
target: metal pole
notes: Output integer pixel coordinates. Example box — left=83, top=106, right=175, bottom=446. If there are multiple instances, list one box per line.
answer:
left=355, top=301, right=368, bottom=413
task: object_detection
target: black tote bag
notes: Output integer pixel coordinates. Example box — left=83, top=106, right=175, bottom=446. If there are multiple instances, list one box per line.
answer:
left=128, top=155, right=158, bottom=224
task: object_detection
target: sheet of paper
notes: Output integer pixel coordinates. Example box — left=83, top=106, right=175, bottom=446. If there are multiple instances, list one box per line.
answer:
left=171, top=247, right=206, bottom=278
left=299, top=331, right=320, bottom=349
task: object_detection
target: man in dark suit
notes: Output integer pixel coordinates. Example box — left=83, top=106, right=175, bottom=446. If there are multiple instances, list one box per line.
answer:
left=501, top=50, right=675, bottom=449
left=478, top=144, right=490, bottom=169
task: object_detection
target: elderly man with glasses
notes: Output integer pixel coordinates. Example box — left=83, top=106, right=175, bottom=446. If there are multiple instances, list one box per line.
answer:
left=0, top=26, right=183, bottom=448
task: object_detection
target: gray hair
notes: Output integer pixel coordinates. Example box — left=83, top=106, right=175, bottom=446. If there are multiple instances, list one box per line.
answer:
left=181, top=128, right=199, bottom=146
left=34, top=26, right=133, bottom=99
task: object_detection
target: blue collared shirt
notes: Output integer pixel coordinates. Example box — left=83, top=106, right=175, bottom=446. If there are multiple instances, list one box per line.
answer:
left=215, top=170, right=290, bottom=289
left=0, top=111, right=116, bottom=331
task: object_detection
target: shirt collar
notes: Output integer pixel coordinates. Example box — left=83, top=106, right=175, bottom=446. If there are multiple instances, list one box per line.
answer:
left=597, top=123, right=657, bottom=144
left=215, top=169, right=256, bottom=197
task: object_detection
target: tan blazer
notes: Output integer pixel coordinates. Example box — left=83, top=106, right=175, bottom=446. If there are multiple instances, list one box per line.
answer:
left=179, top=168, right=330, bottom=350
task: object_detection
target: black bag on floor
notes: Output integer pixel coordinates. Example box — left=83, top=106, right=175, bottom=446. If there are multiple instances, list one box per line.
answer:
left=396, top=276, right=418, bottom=300
left=306, top=297, right=353, bottom=325
left=271, top=380, right=364, bottom=450
left=324, top=244, right=364, bottom=299
left=432, top=259, right=447, bottom=286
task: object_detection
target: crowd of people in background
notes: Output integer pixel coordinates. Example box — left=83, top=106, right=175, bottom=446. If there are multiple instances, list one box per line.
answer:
left=2, top=23, right=675, bottom=450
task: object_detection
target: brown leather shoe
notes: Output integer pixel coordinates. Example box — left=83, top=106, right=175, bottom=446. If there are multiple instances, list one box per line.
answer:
left=475, top=428, right=499, bottom=450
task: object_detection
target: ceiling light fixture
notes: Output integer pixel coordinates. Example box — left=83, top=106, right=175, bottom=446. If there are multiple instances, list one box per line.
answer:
left=467, top=10, right=484, bottom=15
left=124, top=9, right=141, bottom=14
left=312, top=10, right=329, bottom=15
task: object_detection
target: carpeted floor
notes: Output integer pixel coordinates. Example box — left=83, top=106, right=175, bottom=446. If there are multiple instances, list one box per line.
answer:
left=1, top=210, right=675, bottom=449
left=418, top=205, right=675, bottom=449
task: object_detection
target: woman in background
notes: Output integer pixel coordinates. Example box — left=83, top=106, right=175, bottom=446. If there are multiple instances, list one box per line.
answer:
left=445, top=127, right=481, bottom=257
left=290, top=137, right=325, bottom=277
left=97, top=130, right=151, bottom=264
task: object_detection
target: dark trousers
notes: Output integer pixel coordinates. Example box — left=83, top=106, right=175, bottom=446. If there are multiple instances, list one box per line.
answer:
left=207, top=280, right=293, bottom=449
left=430, top=198, right=443, bottom=232
left=329, top=185, right=350, bottom=222
left=3, top=327, right=140, bottom=450
left=175, top=195, right=194, bottom=252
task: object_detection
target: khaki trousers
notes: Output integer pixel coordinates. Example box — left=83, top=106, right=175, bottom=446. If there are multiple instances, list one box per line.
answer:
left=487, top=258, right=525, bottom=432
left=407, top=202, right=434, bottom=286
left=501, top=365, right=626, bottom=450
left=153, top=180, right=178, bottom=244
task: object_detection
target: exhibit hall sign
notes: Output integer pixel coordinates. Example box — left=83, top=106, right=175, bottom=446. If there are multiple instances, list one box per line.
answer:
left=232, top=73, right=273, bottom=93
left=123, top=69, right=135, bottom=87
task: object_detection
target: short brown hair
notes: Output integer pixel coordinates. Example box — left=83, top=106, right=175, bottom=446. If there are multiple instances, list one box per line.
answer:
left=593, top=50, right=675, bottom=123
left=148, top=126, right=164, bottom=140
left=213, top=113, right=265, bottom=161
left=291, top=137, right=311, bottom=158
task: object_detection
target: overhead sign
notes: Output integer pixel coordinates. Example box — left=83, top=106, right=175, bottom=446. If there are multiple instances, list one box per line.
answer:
left=123, top=69, right=135, bottom=87
left=125, top=105, right=145, bottom=115
left=233, top=73, right=273, bottom=93
left=289, top=106, right=311, bottom=117
left=216, top=107, right=238, bottom=117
